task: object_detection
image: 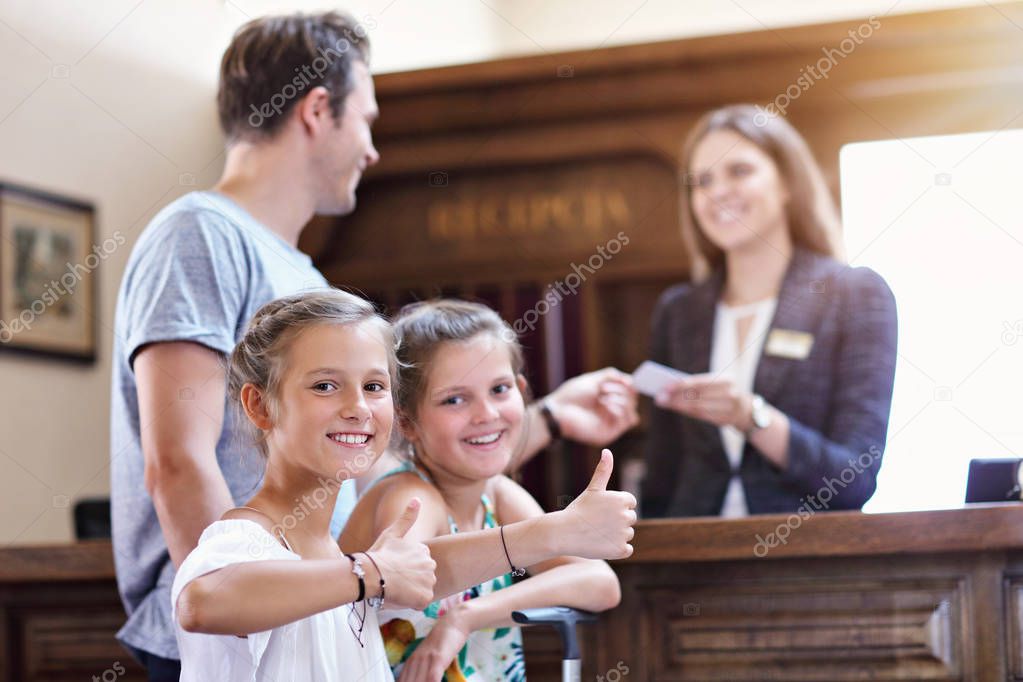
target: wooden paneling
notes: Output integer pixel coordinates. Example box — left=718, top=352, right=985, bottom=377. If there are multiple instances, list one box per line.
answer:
left=1003, top=574, right=1023, bottom=679
left=0, top=583, right=145, bottom=681
left=646, top=580, right=960, bottom=678
left=605, top=558, right=978, bottom=681
left=7, top=506, right=1023, bottom=680
left=592, top=508, right=1023, bottom=681
left=23, top=610, right=137, bottom=680
left=316, top=155, right=681, bottom=288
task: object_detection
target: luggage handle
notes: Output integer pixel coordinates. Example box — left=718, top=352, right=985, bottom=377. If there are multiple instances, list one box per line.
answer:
left=511, top=606, right=597, bottom=661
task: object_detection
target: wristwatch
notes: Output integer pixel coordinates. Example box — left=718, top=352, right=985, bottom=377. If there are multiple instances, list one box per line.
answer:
left=746, top=394, right=772, bottom=437
left=539, top=400, right=563, bottom=441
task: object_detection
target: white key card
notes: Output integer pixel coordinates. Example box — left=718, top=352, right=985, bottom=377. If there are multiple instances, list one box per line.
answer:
left=632, top=361, right=690, bottom=398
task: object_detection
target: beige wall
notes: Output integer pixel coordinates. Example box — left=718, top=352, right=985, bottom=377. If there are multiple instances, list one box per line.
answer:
left=484, top=0, right=992, bottom=58
left=0, top=0, right=993, bottom=544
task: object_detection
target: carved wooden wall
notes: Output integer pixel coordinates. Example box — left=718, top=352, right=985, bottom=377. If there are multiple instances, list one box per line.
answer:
left=300, top=5, right=1023, bottom=507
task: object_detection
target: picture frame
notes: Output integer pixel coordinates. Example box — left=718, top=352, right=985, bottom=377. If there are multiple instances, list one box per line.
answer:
left=0, top=182, right=98, bottom=363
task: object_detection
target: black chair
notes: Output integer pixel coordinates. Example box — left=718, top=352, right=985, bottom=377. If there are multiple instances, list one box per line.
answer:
left=73, top=497, right=111, bottom=539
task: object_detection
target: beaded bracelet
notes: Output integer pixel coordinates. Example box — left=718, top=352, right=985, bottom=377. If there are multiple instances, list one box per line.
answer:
left=499, top=525, right=527, bottom=577
left=343, top=553, right=367, bottom=647
left=343, top=553, right=366, bottom=602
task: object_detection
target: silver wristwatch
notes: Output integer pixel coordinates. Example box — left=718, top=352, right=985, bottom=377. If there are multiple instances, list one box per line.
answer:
left=746, top=394, right=772, bottom=436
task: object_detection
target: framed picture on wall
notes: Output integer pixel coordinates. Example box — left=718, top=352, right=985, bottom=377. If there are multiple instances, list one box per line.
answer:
left=0, top=182, right=98, bottom=363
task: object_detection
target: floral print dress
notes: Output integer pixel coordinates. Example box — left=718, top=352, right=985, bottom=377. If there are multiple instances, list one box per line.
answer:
left=376, top=462, right=526, bottom=681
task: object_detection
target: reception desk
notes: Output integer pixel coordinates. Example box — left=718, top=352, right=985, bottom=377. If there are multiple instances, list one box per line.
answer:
left=3, top=505, right=1023, bottom=681
left=595, top=504, right=1023, bottom=681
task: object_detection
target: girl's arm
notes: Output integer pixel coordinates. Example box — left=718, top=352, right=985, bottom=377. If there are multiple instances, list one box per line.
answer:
left=398, top=558, right=619, bottom=682
left=365, top=450, right=634, bottom=601
left=177, top=557, right=373, bottom=635
left=395, top=475, right=622, bottom=682
left=177, top=500, right=435, bottom=635
left=460, top=475, right=620, bottom=625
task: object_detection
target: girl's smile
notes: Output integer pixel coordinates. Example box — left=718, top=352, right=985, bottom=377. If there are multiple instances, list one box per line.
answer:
left=327, top=431, right=374, bottom=448
left=461, top=429, right=507, bottom=451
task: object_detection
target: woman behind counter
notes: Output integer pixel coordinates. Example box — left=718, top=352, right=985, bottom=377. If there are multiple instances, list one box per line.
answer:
left=642, top=104, right=897, bottom=519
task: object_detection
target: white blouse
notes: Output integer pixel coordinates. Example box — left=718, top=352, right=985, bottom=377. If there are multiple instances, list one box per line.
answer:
left=171, top=519, right=393, bottom=682
left=709, top=298, right=778, bottom=518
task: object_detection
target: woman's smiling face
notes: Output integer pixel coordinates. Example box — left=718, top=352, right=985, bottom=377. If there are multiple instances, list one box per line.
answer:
left=688, top=128, right=791, bottom=254
left=406, top=333, right=527, bottom=483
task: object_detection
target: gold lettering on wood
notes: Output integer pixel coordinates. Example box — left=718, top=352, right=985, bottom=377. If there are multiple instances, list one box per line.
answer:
left=427, top=190, right=631, bottom=241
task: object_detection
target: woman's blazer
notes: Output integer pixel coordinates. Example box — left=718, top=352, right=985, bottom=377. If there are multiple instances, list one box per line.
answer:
left=641, top=247, right=898, bottom=518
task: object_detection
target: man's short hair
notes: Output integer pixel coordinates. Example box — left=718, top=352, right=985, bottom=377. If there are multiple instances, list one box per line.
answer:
left=217, top=11, right=371, bottom=142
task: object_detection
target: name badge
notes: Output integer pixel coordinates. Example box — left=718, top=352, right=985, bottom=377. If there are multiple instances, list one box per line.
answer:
left=765, top=329, right=814, bottom=360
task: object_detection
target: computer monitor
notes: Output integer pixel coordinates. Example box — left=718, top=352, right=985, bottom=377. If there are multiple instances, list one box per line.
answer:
left=964, top=458, right=1022, bottom=504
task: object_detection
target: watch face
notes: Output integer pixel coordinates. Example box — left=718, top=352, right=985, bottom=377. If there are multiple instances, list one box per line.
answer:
left=752, top=397, right=771, bottom=429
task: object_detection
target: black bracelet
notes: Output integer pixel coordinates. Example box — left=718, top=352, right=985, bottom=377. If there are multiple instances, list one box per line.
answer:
left=499, top=525, right=527, bottom=577
left=360, top=551, right=386, bottom=609
left=539, top=401, right=562, bottom=441
left=344, top=553, right=366, bottom=602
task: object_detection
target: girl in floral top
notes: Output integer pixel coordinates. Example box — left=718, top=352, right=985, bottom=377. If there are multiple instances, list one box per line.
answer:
left=342, top=300, right=625, bottom=681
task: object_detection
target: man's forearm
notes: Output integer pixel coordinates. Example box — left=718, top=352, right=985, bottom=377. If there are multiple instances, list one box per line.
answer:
left=149, top=460, right=235, bottom=567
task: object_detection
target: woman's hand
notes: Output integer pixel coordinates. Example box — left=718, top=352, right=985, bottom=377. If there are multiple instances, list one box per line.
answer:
left=655, top=373, right=754, bottom=430
left=556, top=449, right=636, bottom=560
left=367, top=498, right=437, bottom=611
left=397, top=610, right=471, bottom=682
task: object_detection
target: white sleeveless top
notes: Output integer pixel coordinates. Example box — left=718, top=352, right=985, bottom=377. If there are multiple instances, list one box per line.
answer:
left=709, top=298, right=778, bottom=518
left=171, top=519, right=393, bottom=682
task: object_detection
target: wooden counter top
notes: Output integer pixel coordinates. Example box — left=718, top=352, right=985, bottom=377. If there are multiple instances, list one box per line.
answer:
left=632, top=502, right=1023, bottom=562
left=0, top=539, right=117, bottom=583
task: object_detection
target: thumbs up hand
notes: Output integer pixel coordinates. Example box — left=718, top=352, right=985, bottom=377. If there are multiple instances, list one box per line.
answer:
left=559, top=449, right=637, bottom=560
left=366, top=498, right=437, bottom=610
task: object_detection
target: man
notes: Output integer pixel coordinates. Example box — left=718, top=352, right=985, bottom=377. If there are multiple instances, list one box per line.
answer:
left=110, top=12, right=637, bottom=680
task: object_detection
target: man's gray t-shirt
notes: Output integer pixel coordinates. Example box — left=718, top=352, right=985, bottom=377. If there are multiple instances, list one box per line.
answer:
left=110, top=191, right=356, bottom=659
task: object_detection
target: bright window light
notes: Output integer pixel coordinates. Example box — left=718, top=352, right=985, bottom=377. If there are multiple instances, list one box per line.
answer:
left=840, top=127, right=1023, bottom=512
